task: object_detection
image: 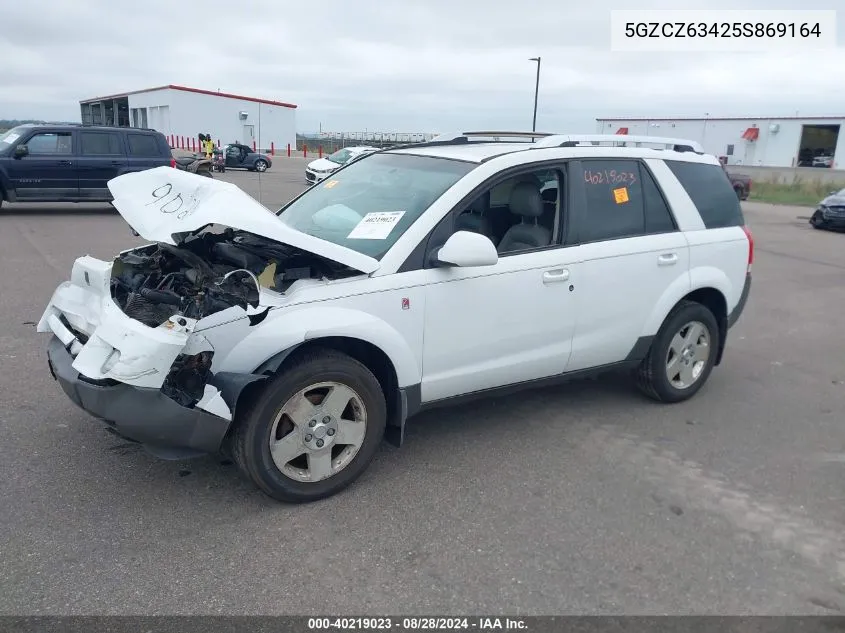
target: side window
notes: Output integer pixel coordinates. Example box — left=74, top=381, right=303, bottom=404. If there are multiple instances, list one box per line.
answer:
left=127, top=134, right=160, bottom=157
left=26, top=132, right=72, bottom=155
left=455, top=167, right=565, bottom=256
left=580, top=159, right=645, bottom=242
left=80, top=132, right=123, bottom=156
left=639, top=163, right=677, bottom=234
left=665, top=160, right=745, bottom=229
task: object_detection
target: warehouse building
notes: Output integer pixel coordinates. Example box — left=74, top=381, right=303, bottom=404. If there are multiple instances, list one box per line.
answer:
left=595, top=116, right=843, bottom=169
left=79, top=84, right=297, bottom=151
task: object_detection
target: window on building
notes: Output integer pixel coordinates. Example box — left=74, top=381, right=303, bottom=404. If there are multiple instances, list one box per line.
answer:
left=726, top=144, right=735, bottom=156
left=127, top=133, right=160, bottom=157
left=80, top=132, right=123, bottom=156
left=665, top=160, right=745, bottom=229
left=26, top=132, right=72, bottom=155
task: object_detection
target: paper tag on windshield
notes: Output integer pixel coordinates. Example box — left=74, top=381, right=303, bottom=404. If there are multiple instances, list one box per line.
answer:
left=347, top=211, right=405, bottom=240
left=3, top=133, right=20, bottom=144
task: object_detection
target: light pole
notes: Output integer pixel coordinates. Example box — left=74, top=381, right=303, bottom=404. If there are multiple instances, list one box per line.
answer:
left=529, top=57, right=541, bottom=133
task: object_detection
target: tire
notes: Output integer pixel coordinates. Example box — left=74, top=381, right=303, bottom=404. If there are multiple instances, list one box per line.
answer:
left=254, top=159, right=268, bottom=172
left=230, top=348, right=387, bottom=503
left=635, top=300, right=720, bottom=403
left=734, top=186, right=743, bottom=200
left=810, top=211, right=825, bottom=229
left=201, top=169, right=213, bottom=178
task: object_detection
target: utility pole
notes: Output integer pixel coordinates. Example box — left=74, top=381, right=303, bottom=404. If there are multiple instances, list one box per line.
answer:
left=529, top=57, right=541, bottom=133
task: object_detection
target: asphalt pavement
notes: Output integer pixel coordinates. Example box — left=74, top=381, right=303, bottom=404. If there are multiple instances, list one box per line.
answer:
left=1, top=158, right=845, bottom=615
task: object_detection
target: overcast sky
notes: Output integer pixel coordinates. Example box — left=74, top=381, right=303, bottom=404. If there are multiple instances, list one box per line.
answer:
left=0, top=0, right=842, bottom=134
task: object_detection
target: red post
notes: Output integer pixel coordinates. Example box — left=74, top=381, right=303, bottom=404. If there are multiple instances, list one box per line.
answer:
left=319, top=145, right=323, bottom=158
left=303, top=145, right=307, bottom=158
left=180, top=136, right=184, bottom=149
left=287, top=144, right=291, bottom=157
left=217, top=139, right=220, bottom=147
left=253, top=140, right=256, bottom=152
left=270, top=142, right=275, bottom=156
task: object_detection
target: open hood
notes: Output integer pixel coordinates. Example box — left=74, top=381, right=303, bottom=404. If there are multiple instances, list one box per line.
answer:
left=107, top=167, right=380, bottom=275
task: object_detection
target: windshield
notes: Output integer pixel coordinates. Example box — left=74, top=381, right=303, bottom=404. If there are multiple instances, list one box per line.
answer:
left=0, top=126, right=26, bottom=147
left=276, top=152, right=475, bottom=259
left=326, top=148, right=354, bottom=165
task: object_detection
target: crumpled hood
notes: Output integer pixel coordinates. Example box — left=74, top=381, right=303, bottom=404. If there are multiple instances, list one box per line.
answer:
left=107, top=166, right=379, bottom=274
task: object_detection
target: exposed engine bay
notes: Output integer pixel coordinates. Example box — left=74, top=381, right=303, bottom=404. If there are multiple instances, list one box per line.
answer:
left=110, top=227, right=360, bottom=328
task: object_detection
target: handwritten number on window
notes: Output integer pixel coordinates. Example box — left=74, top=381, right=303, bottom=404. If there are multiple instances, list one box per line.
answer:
left=584, top=169, right=638, bottom=186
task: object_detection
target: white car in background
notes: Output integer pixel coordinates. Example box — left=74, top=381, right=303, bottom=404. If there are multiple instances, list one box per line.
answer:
left=305, top=146, right=379, bottom=185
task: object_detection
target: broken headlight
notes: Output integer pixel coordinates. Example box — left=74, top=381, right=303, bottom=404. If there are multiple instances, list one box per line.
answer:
left=161, top=351, right=214, bottom=408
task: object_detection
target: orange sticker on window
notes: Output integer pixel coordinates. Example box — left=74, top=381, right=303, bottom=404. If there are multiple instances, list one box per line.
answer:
left=613, top=187, right=629, bottom=204
left=324, top=180, right=339, bottom=189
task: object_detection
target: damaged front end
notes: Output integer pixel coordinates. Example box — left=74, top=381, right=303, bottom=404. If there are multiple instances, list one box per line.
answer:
left=38, top=168, right=376, bottom=456
left=38, top=235, right=359, bottom=456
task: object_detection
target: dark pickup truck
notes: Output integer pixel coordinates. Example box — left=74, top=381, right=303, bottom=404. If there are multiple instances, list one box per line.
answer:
left=722, top=163, right=752, bottom=200
left=0, top=123, right=174, bottom=208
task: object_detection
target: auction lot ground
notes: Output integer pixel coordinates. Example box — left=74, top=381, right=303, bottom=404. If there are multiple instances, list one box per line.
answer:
left=1, top=158, right=845, bottom=615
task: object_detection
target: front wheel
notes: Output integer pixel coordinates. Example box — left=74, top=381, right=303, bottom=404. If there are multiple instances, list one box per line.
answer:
left=254, top=159, right=268, bottom=172
left=230, top=348, right=387, bottom=503
left=635, top=300, right=720, bottom=403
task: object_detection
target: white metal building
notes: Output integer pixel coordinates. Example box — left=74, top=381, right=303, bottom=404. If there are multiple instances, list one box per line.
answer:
left=79, top=84, right=297, bottom=151
left=595, top=116, right=844, bottom=169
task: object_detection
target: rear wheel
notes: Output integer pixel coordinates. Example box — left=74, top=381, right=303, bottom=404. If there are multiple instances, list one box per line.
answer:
left=254, top=159, right=268, bottom=172
left=734, top=186, right=743, bottom=200
left=636, top=301, right=720, bottom=403
left=230, top=348, right=387, bottom=503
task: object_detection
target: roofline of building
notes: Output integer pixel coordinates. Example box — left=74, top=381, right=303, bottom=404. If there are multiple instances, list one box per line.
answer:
left=79, top=84, right=297, bottom=109
left=597, top=115, right=843, bottom=122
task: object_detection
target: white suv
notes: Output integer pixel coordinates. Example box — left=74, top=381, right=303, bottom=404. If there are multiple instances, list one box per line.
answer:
left=38, top=132, right=753, bottom=503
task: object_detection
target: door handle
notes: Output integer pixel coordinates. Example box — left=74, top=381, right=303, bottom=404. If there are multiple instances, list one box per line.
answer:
left=111, top=161, right=123, bottom=165
left=58, top=160, right=73, bottom=166
left=542, top=268, right=570, bottom=283
left=657, top=253, right=678, bottom=266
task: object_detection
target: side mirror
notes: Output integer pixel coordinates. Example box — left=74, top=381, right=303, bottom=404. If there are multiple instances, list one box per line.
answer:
left=14, top=145, right=28, bottom=158
left=434, top=231, right=498, bottom=268
left=829, top=191, right=838, bottom=196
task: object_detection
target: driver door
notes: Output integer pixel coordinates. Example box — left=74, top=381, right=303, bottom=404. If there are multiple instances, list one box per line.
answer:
left=225, top=145, right=243, bottom=167
left=418, top=164, right=581, bottom=404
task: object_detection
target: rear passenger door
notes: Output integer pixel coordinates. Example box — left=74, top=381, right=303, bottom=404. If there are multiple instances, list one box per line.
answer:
left=78, top=130, right=127, bottom=200
left=566, top=158, right=691, bottom=372
left=125, top=132, right=164, bottom=174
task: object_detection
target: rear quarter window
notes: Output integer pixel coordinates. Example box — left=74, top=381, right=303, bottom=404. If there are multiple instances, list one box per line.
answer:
left=665, top=160, right=745, bottom=229
left=127, top=133, right=163, bottom=157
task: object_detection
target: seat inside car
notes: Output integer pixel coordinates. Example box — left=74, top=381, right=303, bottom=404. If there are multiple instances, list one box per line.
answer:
left=454, top=192, right=494, bottom=241
left=496, top=182, right=551, bottom=254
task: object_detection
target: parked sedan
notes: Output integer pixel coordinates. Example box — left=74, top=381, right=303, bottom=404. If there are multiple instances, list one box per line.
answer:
left=305, top=146, right=378, bottom=185
left=809, top=188, right=845, bottom=231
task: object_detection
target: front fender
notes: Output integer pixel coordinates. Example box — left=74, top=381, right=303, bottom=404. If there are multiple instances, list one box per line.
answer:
left=216, top=305, right=421, bottom=388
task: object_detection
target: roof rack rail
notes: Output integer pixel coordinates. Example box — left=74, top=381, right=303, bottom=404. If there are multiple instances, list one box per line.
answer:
left=532, top=134, right=704, bottom=153
left=429, top=130, right=554, bottom=143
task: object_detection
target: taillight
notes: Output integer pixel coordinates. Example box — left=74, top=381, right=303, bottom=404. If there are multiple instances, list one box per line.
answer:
left=169, top=158, right=176, bottom=168
left=742, top=225, right=754, bottom=272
